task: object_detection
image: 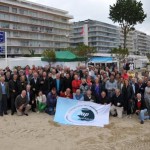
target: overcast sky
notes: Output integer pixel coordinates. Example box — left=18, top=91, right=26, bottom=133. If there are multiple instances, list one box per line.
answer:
left=29, top=0, right=150, bottom=35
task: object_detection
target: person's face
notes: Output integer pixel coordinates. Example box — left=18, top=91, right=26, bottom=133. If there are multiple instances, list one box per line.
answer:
left=125, top=80, right=129, bottom=85
left=147, top=81, right=150, bottom=87
left=26, top=86, right=30, bottom=91
left=115, top=90, right=120, bottom=96
left=74, top=75, right=78, bottom=80
left=39, top=91, right=42, bottom=96
left=43, top=72, right=47, bottom=77
left=13, top=75, right=18, bottom=80
left=110, top=75, right=114, bottom=81
left=22, top=91, right=26, bottom=98
left=137, top=94, right=141, bottom=99
left=101, top=92, right=106, bottom=98
left=0, top=77, right=5, bottom=83
left=52, top=90, right=56, bottom=94
left=76, top=90, right=80, bottom=95
left=87, top=90, right=91, bottom=95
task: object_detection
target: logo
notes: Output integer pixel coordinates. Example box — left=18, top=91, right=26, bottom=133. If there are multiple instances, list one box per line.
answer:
left=65, top=105, right=98, bottom=125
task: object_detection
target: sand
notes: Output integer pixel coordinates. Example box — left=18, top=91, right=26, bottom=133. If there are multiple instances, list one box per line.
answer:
left=0, top=112, right=150, bottom=150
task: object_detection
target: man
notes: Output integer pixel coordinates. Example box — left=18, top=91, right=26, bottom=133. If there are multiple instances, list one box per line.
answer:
left=131, top=78, right=139, bottom=97
left=135, top=93, right=150, bottom=124
left=52, top=73, right=64, bottom=95
left=110, top=89, right=124, bottom=118
left=0, top=77, right=9, bottom=116
left=39, top=71, right=50, bottom=96
left=30, top=72, right=40, bottom=97
left=63, top=73, right=72, bottom=91
left=15, top=90, right=31, bottom=116
left=26, top=85, right=36, bottom=112
left=105, top=74, right=117, bottom=99
left=144, top=81, right=150, bottom=116
left=9, top=74, right=21, bottom=115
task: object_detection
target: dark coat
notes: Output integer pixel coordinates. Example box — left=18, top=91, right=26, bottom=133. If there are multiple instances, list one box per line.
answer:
left=111, top=94, right=124, bottom=107
left=39, top=77, right=50, bottom=95
left=91, top=83, right=105, bottom=103
left=30, top=78, right=40, bottom=95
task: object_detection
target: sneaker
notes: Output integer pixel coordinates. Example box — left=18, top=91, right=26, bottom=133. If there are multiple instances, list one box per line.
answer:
left=129, top=115, right=132, bottom=119
left=140, top=120, right=144, bottom=124
left=24, top=113, right=28, bottom=116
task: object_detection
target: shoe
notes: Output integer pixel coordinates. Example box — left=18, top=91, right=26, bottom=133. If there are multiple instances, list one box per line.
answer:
left=24, top=113, right=28, bottom=116
left=4, top=112, right=8, bottom=115
left=11, top=112, right=14, bottom=115
left=129, top=115, right=132, bottom=119
left=0, top=114, right=3, bottom=117
left=32, top=109, right=36, bottom=112
left=140, top=120, right=144, bottom=124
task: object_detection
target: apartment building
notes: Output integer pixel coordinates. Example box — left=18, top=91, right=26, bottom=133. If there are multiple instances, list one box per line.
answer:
left=0, top=0, right=73, bottom=55
left=71, top=19, right=150, bottom=54
left=70, top=19, right=120, bottom=53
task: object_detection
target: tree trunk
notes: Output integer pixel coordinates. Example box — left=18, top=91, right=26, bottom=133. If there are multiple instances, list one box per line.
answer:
left=123, top=27, right=127, bottom=49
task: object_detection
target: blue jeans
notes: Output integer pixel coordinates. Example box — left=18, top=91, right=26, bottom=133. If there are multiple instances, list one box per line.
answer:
left=139, top=109, right=150, bottom=121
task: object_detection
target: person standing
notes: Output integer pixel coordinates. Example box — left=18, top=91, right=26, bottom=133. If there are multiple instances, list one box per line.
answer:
left=30, top=72, right=40, bottom=97
left=0, top=77, right=9, bottom=116
left=9, top=74, right=21, bottom=115
left=122, top=79, right=134, bottom=118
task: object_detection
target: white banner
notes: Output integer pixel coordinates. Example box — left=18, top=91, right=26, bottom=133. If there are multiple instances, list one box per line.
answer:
left=54, top=97, right=110, bottom=127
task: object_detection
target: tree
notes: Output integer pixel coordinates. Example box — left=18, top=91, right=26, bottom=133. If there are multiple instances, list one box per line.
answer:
left=28, top=49, right=35, bottom=56
left=42, top=49, right=56, bottom=64
left=109, top=0, right=147, bottom=49
left=111, top=47, right=129, bottom=69
left=74, top=44, right=96, bottom=61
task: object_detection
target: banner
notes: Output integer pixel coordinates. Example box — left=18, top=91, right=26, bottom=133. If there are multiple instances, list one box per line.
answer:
left=0, top=31, right=5, bottom=54
left=54, top=97, right=110, bottom=127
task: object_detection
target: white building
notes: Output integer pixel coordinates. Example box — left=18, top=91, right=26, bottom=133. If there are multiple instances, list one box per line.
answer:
left=0, top=0, right=73, bottom=55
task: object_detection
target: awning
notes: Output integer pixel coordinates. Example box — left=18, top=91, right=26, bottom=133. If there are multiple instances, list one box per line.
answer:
left=89, top=57, right=115, bottom=63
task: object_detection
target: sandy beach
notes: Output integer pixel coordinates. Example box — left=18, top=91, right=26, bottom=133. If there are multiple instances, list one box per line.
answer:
left=0, top=112, right=150, bottom=150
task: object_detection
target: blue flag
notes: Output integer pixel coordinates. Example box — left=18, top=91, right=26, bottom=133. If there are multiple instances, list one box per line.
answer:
left=0, top=31, right=5, bottom=43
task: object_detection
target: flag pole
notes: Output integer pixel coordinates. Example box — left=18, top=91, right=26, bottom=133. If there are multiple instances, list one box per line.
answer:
left=5, top=32, right=8, bottom=67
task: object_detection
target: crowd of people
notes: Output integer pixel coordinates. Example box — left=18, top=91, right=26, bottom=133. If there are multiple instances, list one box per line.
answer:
left=0, top=64, right=150, bottom=124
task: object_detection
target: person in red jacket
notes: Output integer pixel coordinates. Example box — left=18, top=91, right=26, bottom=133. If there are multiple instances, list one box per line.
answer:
left=60, top=88, right=73, bottom=99
left=72, top=75, right=81, bottom=93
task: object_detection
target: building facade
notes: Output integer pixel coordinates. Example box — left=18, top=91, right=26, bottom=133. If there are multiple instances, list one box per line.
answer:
left=0, top=0, right=73, bottom=55
left=71, top=19, right=150, bottom=54
left=70, top=19, right=120, bottom=53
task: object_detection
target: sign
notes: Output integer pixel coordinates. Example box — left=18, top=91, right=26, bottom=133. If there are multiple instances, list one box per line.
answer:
left=54, top=97, right=110, bottom=127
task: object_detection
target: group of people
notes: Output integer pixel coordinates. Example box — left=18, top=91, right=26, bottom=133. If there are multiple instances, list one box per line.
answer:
left=0, top=64, right=150, bottom=124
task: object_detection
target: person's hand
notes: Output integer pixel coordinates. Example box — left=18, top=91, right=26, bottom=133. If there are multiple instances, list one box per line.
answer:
left=117, top=103, right=120, bottom=106
left=13, top=90, right=16, bottom=93
left=136, top=110, right=140, bottom=113
left=32, top=101, right=34, bottom=104
left=19, top=104, right=24, bottom=111
left=33, top=88, right=35, bottom=91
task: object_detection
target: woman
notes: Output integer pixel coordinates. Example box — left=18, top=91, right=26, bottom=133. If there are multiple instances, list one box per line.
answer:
left=36, top=91, right=47, bottom=113
left=91, top=77, right=104, bottom=103
left=122, top=79, right=134, bottom=118
left=80, top=78, right=89, bottom=94
left=73, top=89, right=84, bottom=101
left=46, top=88, right=58, bottom=115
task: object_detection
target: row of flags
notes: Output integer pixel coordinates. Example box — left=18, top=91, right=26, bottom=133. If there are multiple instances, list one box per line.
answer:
left=0, top=31, right=5, bottom=53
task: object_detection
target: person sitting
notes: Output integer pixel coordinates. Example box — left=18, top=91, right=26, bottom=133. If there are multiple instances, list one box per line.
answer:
left=46, top=88, right=58, bottom=115
left=135, top=93, right=150, bottom=124
left=100, top=91, right=110, bottom=105
left=84, top=89, right=95, bottom=102
left=73, top=89, right=84, bottom=101
left=110, top=89, right=124, bottom=118
left=15, top=90, right=31, bottom=116
left=60, top=88, right=73, bottom=99
left=36, top=91, right=47, bottom=113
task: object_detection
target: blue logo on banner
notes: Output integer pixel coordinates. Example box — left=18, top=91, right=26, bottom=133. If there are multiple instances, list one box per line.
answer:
left=65, top=105, right=97, bottom=124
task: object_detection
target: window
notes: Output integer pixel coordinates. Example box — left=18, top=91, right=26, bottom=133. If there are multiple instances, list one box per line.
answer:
left=31, top=26, right=38, bottom=31
left=13, top=31, right=20, bottom=37
left=12, top=8, right=17, bottom=13
left=1, top=22, right=9, bottom=28
left=0, top=5, right=9, bottom=12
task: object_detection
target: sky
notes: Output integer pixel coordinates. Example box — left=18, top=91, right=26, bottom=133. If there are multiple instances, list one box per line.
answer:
left=29, top=0, right=150, bottom=35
